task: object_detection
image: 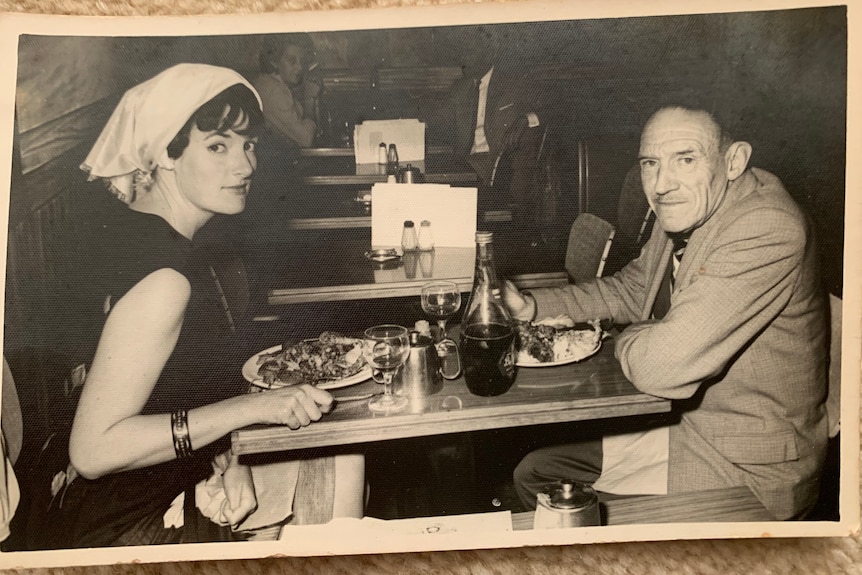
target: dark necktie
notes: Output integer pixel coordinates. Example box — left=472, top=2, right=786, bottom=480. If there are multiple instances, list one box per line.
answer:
left=652, top=236, right=688, bottom=320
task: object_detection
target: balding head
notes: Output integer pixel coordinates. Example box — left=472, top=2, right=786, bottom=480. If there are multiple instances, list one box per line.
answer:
left=638, top=105, right=752, bottom=234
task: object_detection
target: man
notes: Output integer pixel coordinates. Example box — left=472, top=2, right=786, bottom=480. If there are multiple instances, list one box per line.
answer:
left=448, top=49, right=549, bottom=238
left=503, top=105, right=828, bottom=521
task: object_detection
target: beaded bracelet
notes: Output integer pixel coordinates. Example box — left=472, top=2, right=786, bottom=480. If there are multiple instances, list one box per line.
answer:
left=171, top=409, right=194, bottom=459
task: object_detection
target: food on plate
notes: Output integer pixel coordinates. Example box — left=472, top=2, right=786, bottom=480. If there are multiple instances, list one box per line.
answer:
left=256, top=331, right=365, bottom=386
left=514, top=317, right=603, bottom=364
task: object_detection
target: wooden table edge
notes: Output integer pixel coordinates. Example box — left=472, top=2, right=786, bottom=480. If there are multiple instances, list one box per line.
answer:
left=232, top=394, right=671, bottom=455
left=267, top=272, right=570, bottom=305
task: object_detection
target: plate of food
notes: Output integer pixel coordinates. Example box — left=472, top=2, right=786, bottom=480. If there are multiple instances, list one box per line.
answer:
left=514, top=316, right=603, bottom=367
left=243, top=332, right=372, bottom=390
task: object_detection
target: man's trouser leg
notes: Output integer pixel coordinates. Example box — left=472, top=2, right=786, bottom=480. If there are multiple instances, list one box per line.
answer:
left=513, top=438, right=603, bottom=510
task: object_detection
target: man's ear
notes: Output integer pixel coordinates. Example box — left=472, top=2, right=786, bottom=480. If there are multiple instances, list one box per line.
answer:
left=724, top=141, right=752, bottom=181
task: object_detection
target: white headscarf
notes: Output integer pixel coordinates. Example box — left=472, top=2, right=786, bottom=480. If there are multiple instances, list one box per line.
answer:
left=81, top=63, right=263, bottom=203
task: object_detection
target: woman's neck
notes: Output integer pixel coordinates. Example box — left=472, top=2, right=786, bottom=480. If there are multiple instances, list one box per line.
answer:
left=130, top=171, right=211, bottom=240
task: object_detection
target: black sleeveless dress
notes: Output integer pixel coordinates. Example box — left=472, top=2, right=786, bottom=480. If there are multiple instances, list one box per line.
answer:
left=30, top=205, right=247, bottom=548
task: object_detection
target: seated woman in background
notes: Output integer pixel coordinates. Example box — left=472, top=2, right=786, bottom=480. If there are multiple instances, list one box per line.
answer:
left=29, top=63, right=363, bottom=549
left=253, top=34, right=321, bottom=152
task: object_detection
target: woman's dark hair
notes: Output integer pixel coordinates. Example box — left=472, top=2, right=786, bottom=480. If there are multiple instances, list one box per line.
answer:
left=167, top=83, right=264, bottom=159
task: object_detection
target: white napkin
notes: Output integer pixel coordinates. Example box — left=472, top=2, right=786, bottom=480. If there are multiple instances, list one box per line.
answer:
left=354, top=119, right=425, bottom=164
left=592, top=426, right=669, bottom=495
left=192, top=455, right=301, bottom=531
left=371, top=183, right=477, bottom=250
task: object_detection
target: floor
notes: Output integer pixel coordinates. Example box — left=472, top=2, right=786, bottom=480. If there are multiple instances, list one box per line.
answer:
left=362, top=421, right=607, bottom=520
left=363, top=431, right=532, bottom=519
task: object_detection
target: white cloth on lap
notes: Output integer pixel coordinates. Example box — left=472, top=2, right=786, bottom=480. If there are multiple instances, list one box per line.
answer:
left=592, top=426, right=669, bottom=495
left=164, top=456, right=301, bottom=532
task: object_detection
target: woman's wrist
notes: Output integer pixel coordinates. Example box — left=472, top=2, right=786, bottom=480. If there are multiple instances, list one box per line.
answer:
left=187, top=392, right=262, bottom=452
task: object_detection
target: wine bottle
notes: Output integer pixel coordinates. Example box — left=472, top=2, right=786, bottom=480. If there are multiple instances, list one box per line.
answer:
left=460, top=231, right=517, bottom=396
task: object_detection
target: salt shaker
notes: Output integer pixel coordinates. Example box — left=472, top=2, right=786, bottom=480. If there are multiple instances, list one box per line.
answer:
left=418, top=220, right=435, bottom=251
left=387, top=143, right=399, bottom=174
left=401, top=220, right=418, bottom=252
left=377, top=142, right=387, bottom=164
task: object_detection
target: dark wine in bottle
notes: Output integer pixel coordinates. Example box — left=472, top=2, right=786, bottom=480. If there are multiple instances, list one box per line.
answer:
left=461, top=322, right=516, bottom=397
left=460, top=231, right=518, bottom=396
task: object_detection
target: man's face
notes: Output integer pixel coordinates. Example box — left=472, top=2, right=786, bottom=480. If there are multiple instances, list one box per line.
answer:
left=638, top=108, right=730, bottom=234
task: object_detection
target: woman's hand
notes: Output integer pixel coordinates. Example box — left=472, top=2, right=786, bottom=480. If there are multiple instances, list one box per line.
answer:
left=503, top=280, right=537, bottom=321
left=221, top=455, right=258, bottom=529
left=259, top=384, right=334, bottom=429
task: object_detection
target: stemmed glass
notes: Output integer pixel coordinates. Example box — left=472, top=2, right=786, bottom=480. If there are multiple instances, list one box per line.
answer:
left=362, top=325, right=411, bottom=413
left=420, top=281, right=462, bottom=342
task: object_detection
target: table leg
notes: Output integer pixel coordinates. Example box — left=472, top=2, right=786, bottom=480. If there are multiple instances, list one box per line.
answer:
left=292, top=456, right=336, bottom=525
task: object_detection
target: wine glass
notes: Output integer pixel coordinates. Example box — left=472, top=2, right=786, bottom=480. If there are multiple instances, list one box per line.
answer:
left=420, top=281, right=462, bottom=342
left=362, top=325, right=411, bottom=413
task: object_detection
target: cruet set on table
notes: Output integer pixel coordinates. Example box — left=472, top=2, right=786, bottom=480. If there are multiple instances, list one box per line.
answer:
left=362, top=231, right=517, bottom=413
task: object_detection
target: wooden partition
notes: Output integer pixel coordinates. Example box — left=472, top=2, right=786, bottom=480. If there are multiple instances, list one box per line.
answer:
left=4, top=142, right=104, bottom=353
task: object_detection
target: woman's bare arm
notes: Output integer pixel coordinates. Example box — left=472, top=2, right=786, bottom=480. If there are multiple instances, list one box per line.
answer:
left=69, top=268, right=332, bottom=480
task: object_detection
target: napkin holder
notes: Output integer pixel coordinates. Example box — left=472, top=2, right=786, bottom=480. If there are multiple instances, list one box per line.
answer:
left=370, top=183, right=477, bottom=251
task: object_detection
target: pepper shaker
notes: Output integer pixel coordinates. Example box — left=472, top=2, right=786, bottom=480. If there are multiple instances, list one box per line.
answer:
left=418, top=220, right=435, bottom=251
left=387, top=143, right=399, bottom=175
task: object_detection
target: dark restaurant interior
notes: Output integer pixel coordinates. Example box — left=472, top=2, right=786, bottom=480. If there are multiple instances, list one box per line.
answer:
left=4, top=6, right=846, bottom=532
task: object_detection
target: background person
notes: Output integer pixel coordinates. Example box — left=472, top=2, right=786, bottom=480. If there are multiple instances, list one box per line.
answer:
left=503, top=103, right=829, bottom=521
left=26, top=64, right=363, bottom=549
left=446, top=35, right=552, bottom=242
left=253, top=34, right=321, bottom=152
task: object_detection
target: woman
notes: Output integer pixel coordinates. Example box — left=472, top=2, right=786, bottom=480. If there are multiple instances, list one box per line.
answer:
left=253, top=34, right=321, bottom=150
left=32, top=63, right=363, bottom=548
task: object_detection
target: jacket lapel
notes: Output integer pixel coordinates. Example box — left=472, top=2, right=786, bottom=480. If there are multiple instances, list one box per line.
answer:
left=641, top=235, right=673, bottom=321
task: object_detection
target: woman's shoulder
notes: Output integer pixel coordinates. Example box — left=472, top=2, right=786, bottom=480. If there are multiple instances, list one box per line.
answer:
left=252, top=73, right=287, bottom=94
left=93, top=208, right=194, bottom=292
left=116, top=267, right=192, bottom=318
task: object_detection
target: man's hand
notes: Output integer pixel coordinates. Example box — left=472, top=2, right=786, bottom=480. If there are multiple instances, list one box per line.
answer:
left=503, top=280, right=536, bottom=321
left=221, top=455, right=258, bottom=529
left=501, top=116, right=529, bottom=150
left=303, top=77, right=322, bottom=102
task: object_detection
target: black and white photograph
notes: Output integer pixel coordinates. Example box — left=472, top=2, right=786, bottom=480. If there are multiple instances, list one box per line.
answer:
left=0, top=0, right=858, bottom=570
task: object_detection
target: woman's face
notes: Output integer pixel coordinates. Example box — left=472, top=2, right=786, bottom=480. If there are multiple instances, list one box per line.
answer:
left=275, top=45, right=305, bottom=87
left=172, top=123, right=257, bottom=217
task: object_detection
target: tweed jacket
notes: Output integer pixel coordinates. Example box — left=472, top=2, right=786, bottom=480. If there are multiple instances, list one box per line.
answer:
left=530, top=168, right=829, bottom=520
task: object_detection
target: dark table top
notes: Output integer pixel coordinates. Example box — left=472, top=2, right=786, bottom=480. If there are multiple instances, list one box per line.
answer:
left=243, top=231, right=569, bottom=306
left=297, top=153, right=477, bottom=186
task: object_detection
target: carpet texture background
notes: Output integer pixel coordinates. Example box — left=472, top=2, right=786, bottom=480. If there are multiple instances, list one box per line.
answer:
left=0, top=0, right=860, bottom=573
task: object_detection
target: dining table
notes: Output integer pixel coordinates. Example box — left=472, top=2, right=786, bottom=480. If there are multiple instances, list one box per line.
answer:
left=277, top=146, right=480, bottom=233
left=232, top=336, right=671, bottom=456
left=297, top=145, right=478, bottom=187
left=250, top=236, right=569, bottom=307
left=231, top=335, right=783, bottom=530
